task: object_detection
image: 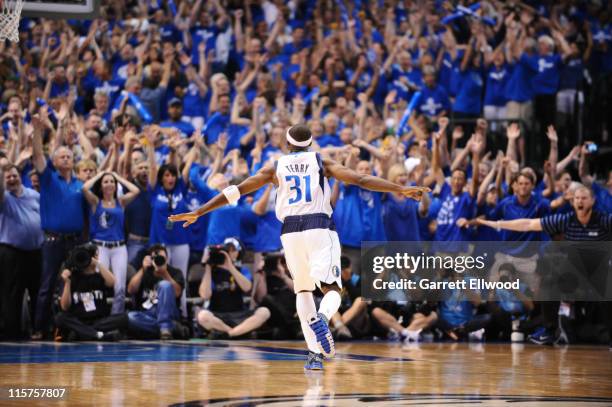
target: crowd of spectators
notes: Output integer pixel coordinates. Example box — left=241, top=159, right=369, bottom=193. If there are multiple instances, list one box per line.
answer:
left=0, top=0, right=611, bottom=346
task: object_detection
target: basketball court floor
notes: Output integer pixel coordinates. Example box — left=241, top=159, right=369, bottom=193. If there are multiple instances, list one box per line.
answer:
left=0, top=340, right=611, bottom=406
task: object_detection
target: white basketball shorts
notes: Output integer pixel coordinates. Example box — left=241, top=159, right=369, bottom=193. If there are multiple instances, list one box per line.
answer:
left=281, top=228, right=343, bottom=293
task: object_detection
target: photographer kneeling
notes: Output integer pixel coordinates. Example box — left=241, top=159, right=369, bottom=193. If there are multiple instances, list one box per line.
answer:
left=127, top=244, right=185, bottom=340
left=55, top=244, right=127, bottom=341
left=197, top=238, right=270, bottom=339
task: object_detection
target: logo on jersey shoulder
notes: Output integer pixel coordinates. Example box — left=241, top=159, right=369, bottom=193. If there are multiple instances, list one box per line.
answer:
left=332, top=265, right=340, bottom=278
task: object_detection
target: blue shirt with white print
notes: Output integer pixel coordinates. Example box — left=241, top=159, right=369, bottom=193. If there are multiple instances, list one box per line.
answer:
left=433, top=183, right=475, bottom=253
left=522, top=53, right=562, bottom=95
left=149, top=179, right=190, bottom=245
left=484, top=64, right=511, bottom=107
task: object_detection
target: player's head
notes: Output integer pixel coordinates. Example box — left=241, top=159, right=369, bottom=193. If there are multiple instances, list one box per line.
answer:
left=286, top=124, right=312, bottom=152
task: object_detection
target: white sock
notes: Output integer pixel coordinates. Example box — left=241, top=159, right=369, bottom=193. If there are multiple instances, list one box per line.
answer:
left=318, top=290, right=341, bottom=322
left=296, top=292, right=320, bottom=353
left=96, top=331, right=104, bottom=339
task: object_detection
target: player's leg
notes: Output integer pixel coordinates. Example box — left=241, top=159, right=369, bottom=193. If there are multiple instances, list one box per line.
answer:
left=281, top=233, right=323, bottom=370
left=308, top=229, right=343, bottom=358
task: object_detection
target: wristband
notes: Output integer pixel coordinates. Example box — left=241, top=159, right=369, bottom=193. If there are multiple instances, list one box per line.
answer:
left=222, top=185, right=241, bottom=205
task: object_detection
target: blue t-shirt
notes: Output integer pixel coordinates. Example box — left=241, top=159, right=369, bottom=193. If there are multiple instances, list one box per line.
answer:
left=0, top=188, right=44, bottom=250
left=334, top=184, right=386, bottom=247
left=346, top=67, right=374, bottom=93
left=155, top=145, right=171, bottom=166
left=413, top=85, right=451, bottom=118
left=89, top=201, right=125, bottom=242
left=382, top=194, right=421, bottom=241
left=149, top=179, right=190, bottom=245
left=476, top=203, right=502, bottom=241
left=593, top=183, right=612, bottom=213
left=160, top=23, right=180, bottom=43
left=226, top=124, right=248, bottom=153
left=438, top=52, right=456, bottom=95
left=189, top=24, right=219, bottom=66
left=125, top=184, right=151, bottom=238
left=50, top=81, right=70, bottom=98
left=491, top=195, right=551, bottom=255
left=522, top=53, right=562, bottom=95
left=559, top=57, right=584, bottom=90
left=39, top=165, right=85, bottom=233
left=389, top=64, right=422, bottom=101
left=249, top=188, right=282, bottom=252
left=187, top=164, right=215, bottom=251
left=439, top=288, right=475, bottom=327
left=182, top=84, right=209, bottom=119
left=452, top=68, right=484, bottom=115
left=505, top=58, right=534, bottom=103
left=253, top=211, right=282, bottom=252
left=82, top=73, right=123, bottom=105
left=484, top=64, right=511, bottom=107
left=206, top=202, right=247, bottom=245
left=204, top=112, right=230, bottom=145
left=317, top=133, right=343, bottom=148
left=110, top=54, right=132, bottom=82
left=496, top=284, right=529, bottom=314
left=160, top=119, right=195, bottom=139
left=434, top=183, right=475, bottom=252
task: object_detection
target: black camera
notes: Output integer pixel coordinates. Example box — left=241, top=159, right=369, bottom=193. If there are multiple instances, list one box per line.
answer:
left=152, top=254, right=166, bottom=267
left=207, top=245, right=228, bottom=266
left=145, top=253, right=167, bottom=274
left=67, top=244, right=97, bottom=273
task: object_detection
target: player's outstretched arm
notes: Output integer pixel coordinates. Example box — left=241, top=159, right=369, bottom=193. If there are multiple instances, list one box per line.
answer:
left=169, top=165, right=275, bottom=227
left=322, top=158, right=429, bottom=200
left=476, top=218, right=543, bottom=232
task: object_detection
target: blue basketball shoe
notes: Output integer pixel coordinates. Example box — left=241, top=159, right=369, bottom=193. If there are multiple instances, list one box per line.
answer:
left=309, top=313, right=335, bottom=358
left=304, top=351, right=324, bottom=371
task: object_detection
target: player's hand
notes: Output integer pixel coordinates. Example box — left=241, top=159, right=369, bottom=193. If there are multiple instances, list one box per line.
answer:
left=168, top=212, right=199, bottom=228
left=61, top=269, right=72, bottom=282
left=402, top=186, right=430, bottom=201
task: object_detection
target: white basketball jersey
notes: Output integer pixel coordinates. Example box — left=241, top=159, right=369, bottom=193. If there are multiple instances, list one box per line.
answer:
left=274, top=151, right=333, bottom=222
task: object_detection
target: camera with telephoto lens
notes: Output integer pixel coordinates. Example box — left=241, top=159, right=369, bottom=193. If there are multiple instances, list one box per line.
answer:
left=67, top=244, right=98, bottom=273
left=207, top=244, right=229, bottom=266
left=146, top=253, right=167, bottom=274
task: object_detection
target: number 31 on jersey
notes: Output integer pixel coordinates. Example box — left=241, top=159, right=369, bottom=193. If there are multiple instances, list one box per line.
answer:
left=285, top=175, right=312, bottom=204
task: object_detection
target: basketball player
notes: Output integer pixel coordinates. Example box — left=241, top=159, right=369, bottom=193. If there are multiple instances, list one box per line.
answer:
left=169, top=124, right=429, bottom=370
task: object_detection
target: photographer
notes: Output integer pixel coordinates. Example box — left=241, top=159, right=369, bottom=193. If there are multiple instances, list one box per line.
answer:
left=252, top=253, right=298, bottom=338
left=197, top=238, right=271, bottom=338
left=54, top=244, right=127, bottom=341
left=486, top=263, right=534, bottom=341
left=127, top=244, right=185, bottom=340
